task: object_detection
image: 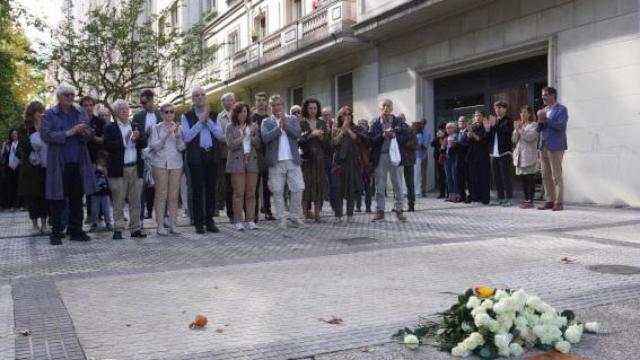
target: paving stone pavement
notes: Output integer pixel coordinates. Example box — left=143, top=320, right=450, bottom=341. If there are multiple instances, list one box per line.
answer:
left=0, top=198, right=639, bottom=360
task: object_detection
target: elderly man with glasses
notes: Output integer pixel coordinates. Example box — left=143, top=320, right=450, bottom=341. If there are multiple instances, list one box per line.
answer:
left=41, top=83, right=97, bottom=245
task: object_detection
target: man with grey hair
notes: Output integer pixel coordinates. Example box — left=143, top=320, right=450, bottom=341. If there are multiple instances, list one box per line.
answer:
left=261, top=94, right=305, bottom=229
left=103, top=99, right=148, bottom=240
left=368, top=99, right=409, bottom=222
left=216, top=92, right=235, bottom=220
left=41, top=83, right=97, bottom=245
left=182, top=86, right=222, bottom=233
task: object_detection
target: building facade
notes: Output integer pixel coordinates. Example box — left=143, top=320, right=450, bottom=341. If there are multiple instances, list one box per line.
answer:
left=159, top=0, right=640, bottom=207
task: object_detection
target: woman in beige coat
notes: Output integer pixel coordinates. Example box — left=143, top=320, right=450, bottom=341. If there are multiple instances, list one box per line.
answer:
left=512, top=105, right=539, bottom=209
left=226, top=102, right=261, bottom=231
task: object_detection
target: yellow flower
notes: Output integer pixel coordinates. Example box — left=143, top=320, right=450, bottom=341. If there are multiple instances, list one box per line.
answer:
left=474, top=287, right=496, bottom=298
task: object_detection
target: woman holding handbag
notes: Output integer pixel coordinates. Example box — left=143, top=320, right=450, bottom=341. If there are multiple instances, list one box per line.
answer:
left=148, top=103, right=186, bottom=235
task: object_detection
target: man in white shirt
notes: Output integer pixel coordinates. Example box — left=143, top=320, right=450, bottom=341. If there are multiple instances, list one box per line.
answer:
left=216, top=92, right=235, bottom=220
left=104, top=99, right=148, bottom=240
left=260, top=95, right=305, bottom=229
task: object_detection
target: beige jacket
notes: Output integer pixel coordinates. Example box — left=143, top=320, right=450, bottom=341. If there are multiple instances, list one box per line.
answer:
left=225, top=123, right=260, bottom=173
left=512, top=122, right=539, bottom=168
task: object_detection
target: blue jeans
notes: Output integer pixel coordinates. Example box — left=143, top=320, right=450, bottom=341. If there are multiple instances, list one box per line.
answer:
left=444, top=157, right=458, bottom=195
left=91, top=194, right=112, bottom=226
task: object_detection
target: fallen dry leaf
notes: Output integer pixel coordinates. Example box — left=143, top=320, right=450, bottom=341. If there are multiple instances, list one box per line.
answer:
left=560, top=257, right=577, bottom=264
left=527, top=351, right=590, bottom=360
left=189, top=314, right=208, bottom=329
left=125, top=324, right=131, bottom=327
left=318, top=316, right=344, bottom=325
left=216, top=328, right=224, bottom=333
left=19, top=329, right=31, bottom=336
left=359, top=346, right=370, bottom=352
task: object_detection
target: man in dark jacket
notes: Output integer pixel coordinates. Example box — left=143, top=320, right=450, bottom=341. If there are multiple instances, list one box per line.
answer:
left=455, top=116, right=471, bottom=203
left=489, top=101, right=514, bottom=206
left=368, top=99, right=409, bottom=222
left=132, top=89, right=161, bottom=221
left=103, top=99, right=148, bottom=240
left=398, top=114, right=418, bottom=211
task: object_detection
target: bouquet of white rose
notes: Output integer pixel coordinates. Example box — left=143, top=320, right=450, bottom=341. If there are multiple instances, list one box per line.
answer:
left=392, top=288, right=599, bottom=358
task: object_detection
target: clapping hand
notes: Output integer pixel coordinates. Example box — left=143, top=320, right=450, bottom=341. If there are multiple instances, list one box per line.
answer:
left=132, top=127, right=141, bottom=141
left=199, top=106, right=210, bottom=123
left=514, top=119, right=523, bottom=129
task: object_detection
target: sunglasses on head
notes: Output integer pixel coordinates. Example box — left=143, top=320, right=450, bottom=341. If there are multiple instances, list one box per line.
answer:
left=164, top=110, right=175, bottom=114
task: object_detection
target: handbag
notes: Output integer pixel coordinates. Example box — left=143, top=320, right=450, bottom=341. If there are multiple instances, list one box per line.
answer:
left=389, top=137, right=401, bottom=166
left=141, top=125, right=159, bottom=187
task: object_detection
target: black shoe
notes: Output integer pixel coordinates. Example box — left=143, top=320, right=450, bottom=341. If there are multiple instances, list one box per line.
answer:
left=49, top=233, right=63, bottom=245
left=131, top=230, right=147, bottom=238
left=408, top=204, right=415, bottom=212
left=89, top=224, right=97, bottom=232
left=365, top=208, right=372, bottom=213
left=206, top=224, right=219, bottom=233
left=464, top=199, right=472, bottom=204
left=70, top=232, right=91, bottom=242
left=265, top=213, right=276, bottom=221
left=437, top=195, right=445, bottom=199
left=112, top=231, right=123, bottom=240
left=144, top=213, right=152, bottom=219
left=355, top=208, right=362, bottom=213
left=195, top=225, right=205, bottom=234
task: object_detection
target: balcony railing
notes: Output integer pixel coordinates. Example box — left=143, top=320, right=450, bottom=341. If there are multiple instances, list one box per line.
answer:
left=222, top=0, right=356, bottom=80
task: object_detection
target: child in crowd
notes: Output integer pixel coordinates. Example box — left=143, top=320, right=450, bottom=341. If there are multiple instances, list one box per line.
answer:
left=90, top=150, right=113, bottom=231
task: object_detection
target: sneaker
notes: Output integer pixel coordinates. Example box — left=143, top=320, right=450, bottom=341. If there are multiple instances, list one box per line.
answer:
left=290, top=218, right=305, bottom=228
left=278, top=219, right=288, bottom=229
left=489, top=199, right=502, bottom=206
left=206, top=224, right=220, bottom=233
left=247, top=222, right=258, bottom=230
left=265, top=213, right=276, bottom=221
left=157, top=226, right=169, bottom=236
left=371, top=211, right=385, bottom=222
left=234, top=223, right=245, bottom=231
left=396, top=211, right=407, bottom=222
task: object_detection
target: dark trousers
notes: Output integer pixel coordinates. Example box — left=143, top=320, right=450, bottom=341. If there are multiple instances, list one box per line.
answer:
left=403, top=165, right=415, bottom=206
left=356, top=173, right=374, bottom=211
left=491, top=155, right=513, bottom=199
left=189, top=151, right=219, bottom=227
left=520, top=174, right=536, bottom=202
left=2, top=166, right=19, bottom=208
left=255, top=171, right=272, bottom=218
left=49, top=163, right=84, bottom=236
left=140, top=185, right=154, bottom=220
left=468, top=158, right=491, bottom=204
left=456, top=160, right=469, bottom=201
left=26, top=196, right=48, bottom=219
left=334, top=183, right=355, bottom=218
left=436, top=163, right=446, bottom=197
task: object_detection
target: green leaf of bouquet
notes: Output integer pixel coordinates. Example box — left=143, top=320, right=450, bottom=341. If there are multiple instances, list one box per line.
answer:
left=478, top=345, right=498, bottom=359
left=561, top=310, right=575, bottom=321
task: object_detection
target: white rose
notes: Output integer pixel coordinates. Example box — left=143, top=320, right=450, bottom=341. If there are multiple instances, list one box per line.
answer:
left=514, top=316, right=527, bottom=328
left=526, top=313, right=540, bottom=327
left=585, top=322, right=599, bottom=333
left=495, top=290, right=509, bottom=300
left=462, top=332, right=485, bottom=350
left=516, top=325, right=529, bottom=337
left=474, top=313, right=491, bottom=327
left=471, top=306, right=487, bottom=317
left=498, top=347, right=511, bottom=357
left=564, top=324, right=584, bottom=344
left=511, top=290, right=527, bottom=308
left=533, top=324, right=562, bottom=345
left=555, top=340, right=571, bottom=353
left=451, top=343, right=471, bottom=357
left=493, top=299, right=511, bottom=315
left=497, top=314, right=515, bottom=333
left=525, top=296, right=543, bottom=311
left=494, top=333, right=513, bottom=350
left=403, top=334, right=419, bottom=350
left=540, top=312, right=557, bottom=325
left=466, top=296, right=481, bottom=309
left=509, top=343, right=524, bottom=356
left=481, top=299, right=494, bottom=310
left=487, top=319, right=501, bottom=333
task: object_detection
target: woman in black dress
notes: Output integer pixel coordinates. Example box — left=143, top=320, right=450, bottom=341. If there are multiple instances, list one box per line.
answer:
left=466, top=110, right=491, bottom=204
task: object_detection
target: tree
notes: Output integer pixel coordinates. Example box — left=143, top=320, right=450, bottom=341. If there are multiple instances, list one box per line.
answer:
left=50, top=0, right=220, bottom=109
left=0, top=0, right=47, bottom=139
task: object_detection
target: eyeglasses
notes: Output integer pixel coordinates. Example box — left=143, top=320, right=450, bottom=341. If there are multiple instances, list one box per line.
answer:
left=164, top=110, right=175, bottom=114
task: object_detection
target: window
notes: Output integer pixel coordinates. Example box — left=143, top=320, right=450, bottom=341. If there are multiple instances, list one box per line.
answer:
left=288, top=0, right=302, bottom=23
left=202, top=0, right=216, bottom=17
left=170, top=4, right=178, bottom=27
left=290, top=86, right=303, bottom=107
left=253, top=13, right=267, bottom=41
left=227, top=31, right=239, bottom=56
left=335, top=73, right=353, bottom=110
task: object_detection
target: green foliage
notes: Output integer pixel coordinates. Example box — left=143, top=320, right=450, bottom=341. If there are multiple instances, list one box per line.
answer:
left=50, top=0, right=220, bottom=108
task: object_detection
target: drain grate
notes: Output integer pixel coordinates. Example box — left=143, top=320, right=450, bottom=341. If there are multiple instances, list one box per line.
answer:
left=587, top=264, right=640, bottom=275
left=337, top=237, right=378, bottom=246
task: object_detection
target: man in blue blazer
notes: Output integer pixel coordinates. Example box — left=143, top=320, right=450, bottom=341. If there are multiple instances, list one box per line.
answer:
left=537, top=87, right=568, bottom=211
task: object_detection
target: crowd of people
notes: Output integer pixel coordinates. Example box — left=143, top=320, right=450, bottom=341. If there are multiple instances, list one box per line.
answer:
left=0, top=83, right=568, bottom=245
